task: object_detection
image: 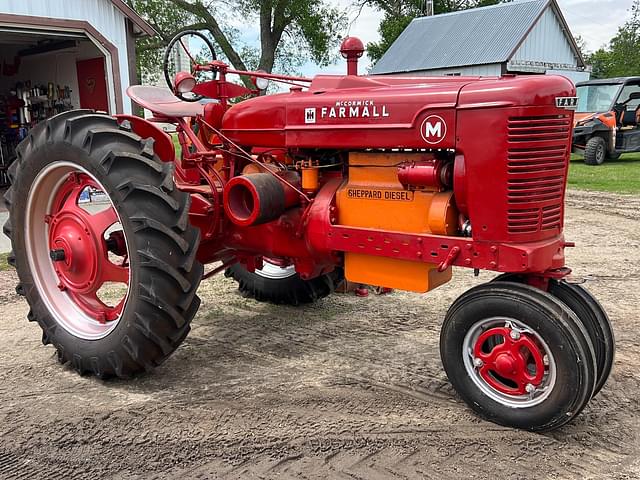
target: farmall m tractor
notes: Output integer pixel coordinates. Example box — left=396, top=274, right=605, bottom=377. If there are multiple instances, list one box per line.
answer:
left=4, top=33, right=614, bottom=432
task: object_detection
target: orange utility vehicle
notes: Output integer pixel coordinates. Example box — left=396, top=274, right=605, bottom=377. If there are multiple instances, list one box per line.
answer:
left=573, top=77, right=640, bottom=164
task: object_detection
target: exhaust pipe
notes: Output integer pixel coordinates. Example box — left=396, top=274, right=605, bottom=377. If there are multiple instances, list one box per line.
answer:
left=223, top=172, right=300, bottom=227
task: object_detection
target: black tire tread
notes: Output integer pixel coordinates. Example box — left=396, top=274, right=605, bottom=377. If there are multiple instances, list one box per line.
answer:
left=549, top=280, right=615, bottom=397
left=492, top=273, right=614, bottom=398
left=5, top=110, right=203, bottom=379
left=225, top=264, right=343, bottom=306
left=584, top=136, right=606, bottom=166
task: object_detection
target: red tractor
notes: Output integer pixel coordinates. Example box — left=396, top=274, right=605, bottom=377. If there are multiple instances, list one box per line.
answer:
left=4, top=34, right=614, bottom=432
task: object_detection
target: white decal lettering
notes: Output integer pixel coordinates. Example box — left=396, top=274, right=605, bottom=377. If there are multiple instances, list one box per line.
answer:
left=310, top=100, right=392, bottom=122
left=425, top=122, right=442, bottom=138
left=420, top=115, right=447, bottom=145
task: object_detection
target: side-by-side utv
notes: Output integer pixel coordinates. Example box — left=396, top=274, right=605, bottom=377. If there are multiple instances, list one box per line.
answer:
left=573, top=76, right=640, bottom=165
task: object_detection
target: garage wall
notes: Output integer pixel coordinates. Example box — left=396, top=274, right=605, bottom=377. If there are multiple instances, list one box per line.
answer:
left=10, top=51, right=82, bottom=108
left=0, top=45, right=21, bottom=93
left=3, top=0, right=132, bottom=114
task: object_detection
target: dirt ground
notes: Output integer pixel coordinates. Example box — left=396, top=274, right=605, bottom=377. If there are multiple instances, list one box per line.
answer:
left=0, top=190, right=638, bottom=480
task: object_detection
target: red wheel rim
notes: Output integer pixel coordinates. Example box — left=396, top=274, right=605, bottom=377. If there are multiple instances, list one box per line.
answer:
left=47, top=172, right=129, bottom=323
left=473, top=326, right=545, bottom=396
left=254, top=258, right=296, bottom=280
left=463, top=318, right=556, bottom=408
left=25, top=162, right=131, bottom=340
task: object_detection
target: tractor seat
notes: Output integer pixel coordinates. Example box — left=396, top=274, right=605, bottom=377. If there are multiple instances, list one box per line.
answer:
left=127, top=85, right=205, bottom=118
left=621, top=108, right=640, bottom=127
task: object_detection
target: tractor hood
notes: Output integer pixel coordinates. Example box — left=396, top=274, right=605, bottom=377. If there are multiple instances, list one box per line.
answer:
left=221, top=74, right=575, bottom=150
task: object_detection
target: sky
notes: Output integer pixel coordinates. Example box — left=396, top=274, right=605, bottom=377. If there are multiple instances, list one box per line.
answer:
left=300, top=0, right=637, bottom=76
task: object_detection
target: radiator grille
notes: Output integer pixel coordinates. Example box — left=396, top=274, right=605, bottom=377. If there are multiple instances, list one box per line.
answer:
left=507, top=115, right=570, bottom=235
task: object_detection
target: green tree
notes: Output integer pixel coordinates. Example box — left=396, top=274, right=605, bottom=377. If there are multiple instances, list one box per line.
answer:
left=126, top=0, right=192, bottom=84
left=584, top=0, right=640, bottom=79
left=573, top=35, right=590, bottom=60
left=587, top=49, right=614, bottom=79
left=128, top=0, right=346, bottom=85
left=365, top=0, right=511, bottom=64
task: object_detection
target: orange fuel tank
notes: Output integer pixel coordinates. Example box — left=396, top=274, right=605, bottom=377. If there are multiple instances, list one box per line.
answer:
left=336, top=152, right=457, bottom=292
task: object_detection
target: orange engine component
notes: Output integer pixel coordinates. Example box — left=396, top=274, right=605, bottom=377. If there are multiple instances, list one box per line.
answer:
left=301, top=162, right=320, bottom=193
left=336, top=152, right=457, bottom=292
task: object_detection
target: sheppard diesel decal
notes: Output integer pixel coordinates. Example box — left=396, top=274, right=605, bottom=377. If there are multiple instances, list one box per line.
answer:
left=347, top=188, right=414, bottom=201
left=305, top=100, right=389, bottom=124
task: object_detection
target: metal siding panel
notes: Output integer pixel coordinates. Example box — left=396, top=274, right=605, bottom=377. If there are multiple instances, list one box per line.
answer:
left=372, top=0, right=547, bottom=74
left=395, top=64, right=502, bottom=77
left=511, top=7, right=577, bottom=65
left=546, top=69, right=590, bottom=84
left=1, top=0, right=131, bottom=113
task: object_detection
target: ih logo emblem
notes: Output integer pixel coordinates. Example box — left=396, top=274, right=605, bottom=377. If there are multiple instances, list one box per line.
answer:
left=421, top=115, right=447, bottom=145
left=305, top=108, right=316, bottom=124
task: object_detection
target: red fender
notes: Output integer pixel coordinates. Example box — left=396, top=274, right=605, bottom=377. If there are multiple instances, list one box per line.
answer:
left=115, top=114, right=176, bottom=163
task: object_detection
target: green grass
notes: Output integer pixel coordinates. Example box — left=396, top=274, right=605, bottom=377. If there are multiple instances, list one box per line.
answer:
left=172, top=133, right=182, bottom=159
left=0, top=252, right=11, bottom=272
left=568, top=153, right=640, bottom=194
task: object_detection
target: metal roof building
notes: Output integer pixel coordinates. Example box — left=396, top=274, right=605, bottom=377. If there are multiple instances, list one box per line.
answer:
left=371, top=0, right=589, bottom=84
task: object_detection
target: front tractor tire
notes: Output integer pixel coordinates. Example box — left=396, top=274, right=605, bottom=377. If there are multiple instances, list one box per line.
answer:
left=226, top=261, right=343, bottom=305
left=492, top=273, right=615, bottom=398
left=440, top=282, right=597, bottom=432
left=584, top=136, right=607, bottom=165
left=4, top=111, right=203, bottom=378
left=548, top=280, right=614, bottom=396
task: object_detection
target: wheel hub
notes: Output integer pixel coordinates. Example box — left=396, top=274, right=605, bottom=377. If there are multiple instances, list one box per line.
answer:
left=472, top=325, right=546, bottom=397
left=494, top=352, right=517, bottom=377
left=49, top=210, right=100, bottom=293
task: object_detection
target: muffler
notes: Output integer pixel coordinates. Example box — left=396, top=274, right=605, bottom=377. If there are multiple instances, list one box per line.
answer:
left=223, top=172, right=300, bottom=227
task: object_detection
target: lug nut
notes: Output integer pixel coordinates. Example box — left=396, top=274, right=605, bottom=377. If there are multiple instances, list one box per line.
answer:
left=510, top=330, right=521, bottom=340
left=473, top=357, right=484, bottom=368
left=50, top=249, right=66, bottom=262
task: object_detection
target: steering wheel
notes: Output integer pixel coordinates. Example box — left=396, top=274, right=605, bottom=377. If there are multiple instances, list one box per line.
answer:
left=163, top=30, right=217, bottom=102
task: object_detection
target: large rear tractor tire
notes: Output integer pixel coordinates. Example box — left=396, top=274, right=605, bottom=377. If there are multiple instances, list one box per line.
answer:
left=440, top=281, right=597, bottom=431
left=584, top=136, right=607, bottom=165
left=4, top=111, right=203, bottom=378
left=225, top=261, right=343, bottom=305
